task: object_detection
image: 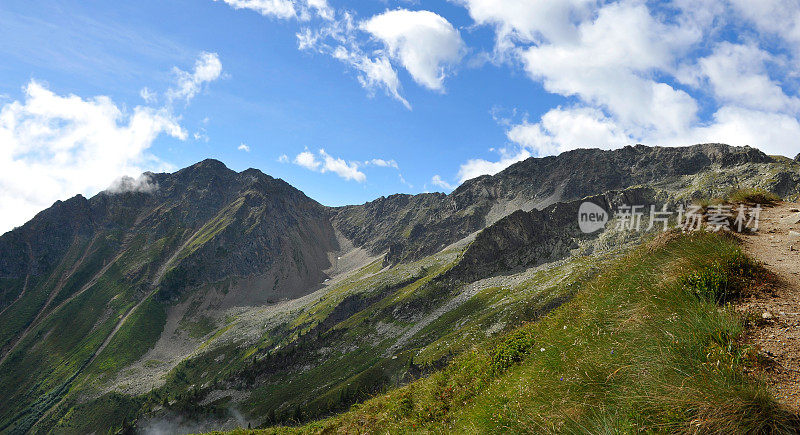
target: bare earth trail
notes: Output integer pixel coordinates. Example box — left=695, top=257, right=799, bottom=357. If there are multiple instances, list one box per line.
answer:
left=739, top=202, right=800, bottom=411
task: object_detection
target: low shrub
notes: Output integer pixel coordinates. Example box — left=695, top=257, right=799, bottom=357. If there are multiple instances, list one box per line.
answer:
left=680, top=250, right=759, bottom=303
left=728, top=187, right=781, bottom=205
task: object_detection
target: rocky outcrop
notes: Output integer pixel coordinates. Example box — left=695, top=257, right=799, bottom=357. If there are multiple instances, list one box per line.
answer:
left=0, top=160, right=339, bottom=309
left=334, top=143, right=782, bottom=265
left=446, top=187, right=658, bottom=283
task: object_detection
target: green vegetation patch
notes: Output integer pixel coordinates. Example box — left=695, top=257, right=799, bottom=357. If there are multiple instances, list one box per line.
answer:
left=89, top=295, right=167, bottom=376
left=727, top=187, right=781, bottom=205
left=181, top=315, right=217, bottom=339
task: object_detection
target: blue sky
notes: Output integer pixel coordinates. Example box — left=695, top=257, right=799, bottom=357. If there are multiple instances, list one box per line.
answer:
left=1, top=0, right=800, bottom=232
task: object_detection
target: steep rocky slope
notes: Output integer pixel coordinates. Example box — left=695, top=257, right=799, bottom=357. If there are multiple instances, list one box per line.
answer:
left=446, top=187, right=658, bottom=283
left=333, top=143, right=797, bottom=265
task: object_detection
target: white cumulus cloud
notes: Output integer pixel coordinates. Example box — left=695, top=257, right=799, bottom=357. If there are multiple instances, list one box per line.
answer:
left=294, top=149, right=321, bottom=170
left=458, top=0, right=595, bottom=49
left=729, top=0, right=800, bottom=47
left=0, top=52, right=223, bottom=234
left=0, top=81, right=185, bottom=233
left=225, top=0, right=464, bottom=107
left=518, top=1, right=700, bottom=137
left=361, top=9, right=465, bottom=91
left=453, top=0, right=800, bottom=180
left=456, top=149, right=531, bottom=183
left=506, top=107, right=632, bottom=156
left=682, top=42, right=800, bottom=113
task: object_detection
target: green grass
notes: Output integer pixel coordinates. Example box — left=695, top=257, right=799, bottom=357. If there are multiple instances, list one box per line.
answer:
left=89, top=295, right=167, bottom=375
left=0, top=230, right=171, bottom=433
left=221, top=231, right=797, bottom=434
left=0, top=268, right=138, bottom=433
left=181, top=315, right=217, bottom=339
left=173, top=196, right=245, bottom=264
left=46, top=392, right=143, bottom=434
left=727, top=187, right=781, bottom=205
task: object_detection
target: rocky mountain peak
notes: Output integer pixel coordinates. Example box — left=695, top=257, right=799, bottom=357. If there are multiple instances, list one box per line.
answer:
left=187, top=158, right=231, bottom=173
left=334, top=143, right=792, bottom=265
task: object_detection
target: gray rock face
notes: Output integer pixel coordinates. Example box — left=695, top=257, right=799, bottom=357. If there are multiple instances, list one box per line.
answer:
left=795, top=153, right=800, bottom=162
left=446, top=187, right=658, bottom=283
left=334, top=143, right=781, bottom=265
left=0, top=159, right=338, bottom=306
left=0, top=143, right=792, bottom=300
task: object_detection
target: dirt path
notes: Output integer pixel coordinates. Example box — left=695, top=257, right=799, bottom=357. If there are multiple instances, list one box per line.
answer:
left=739, top=202, right=800, bottom=411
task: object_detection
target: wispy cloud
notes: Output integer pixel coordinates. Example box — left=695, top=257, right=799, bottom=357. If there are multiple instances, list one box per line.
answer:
left=291, top=148, right=366, bottom=182
left=238, top=143, right=251, bottom=152
left=365, top=158, right=412, bottom=188
left=214, top=0, right=332, bottom=21
left=285, top=150, right=412, bottom=185
left=364, top=158, right=399, bottom=169
left=430, top=175, right=454, bottom=191
left=166, top=52, right=223, bottom=104
left=139, top=87, right=157, bottom=104
left=219, top=1, right=464, bottom=108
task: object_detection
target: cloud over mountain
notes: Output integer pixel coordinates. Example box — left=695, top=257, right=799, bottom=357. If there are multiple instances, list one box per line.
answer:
left=0, top=53, right=222, bottom=233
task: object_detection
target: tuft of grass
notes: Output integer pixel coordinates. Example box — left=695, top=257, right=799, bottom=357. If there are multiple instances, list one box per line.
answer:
left=224, top=231, right=799, bottom=434
left=692, top=196, right=726, bottom=209
left=727, top=187, right=781, bottom=205
left=679, top=249, right=760, bottom=303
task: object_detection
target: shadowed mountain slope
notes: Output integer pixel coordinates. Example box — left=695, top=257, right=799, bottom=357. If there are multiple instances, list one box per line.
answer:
left=333, top=143, right=792, bottom=265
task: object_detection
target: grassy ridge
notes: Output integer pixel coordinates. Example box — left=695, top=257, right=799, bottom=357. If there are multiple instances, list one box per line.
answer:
left=223, top=231, right=797, bottom=434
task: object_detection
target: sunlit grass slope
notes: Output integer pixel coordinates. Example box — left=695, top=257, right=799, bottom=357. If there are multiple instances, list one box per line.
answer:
left=220, top=231, right=798, bottom=434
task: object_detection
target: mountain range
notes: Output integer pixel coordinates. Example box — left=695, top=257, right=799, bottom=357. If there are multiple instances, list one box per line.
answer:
left=0, top=143, right=798, bottom=433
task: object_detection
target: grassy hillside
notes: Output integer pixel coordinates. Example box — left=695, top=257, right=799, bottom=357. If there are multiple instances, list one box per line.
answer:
left=43, top=238, right=601, bottom=433
left=220, top=231, right=798, bottom=434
